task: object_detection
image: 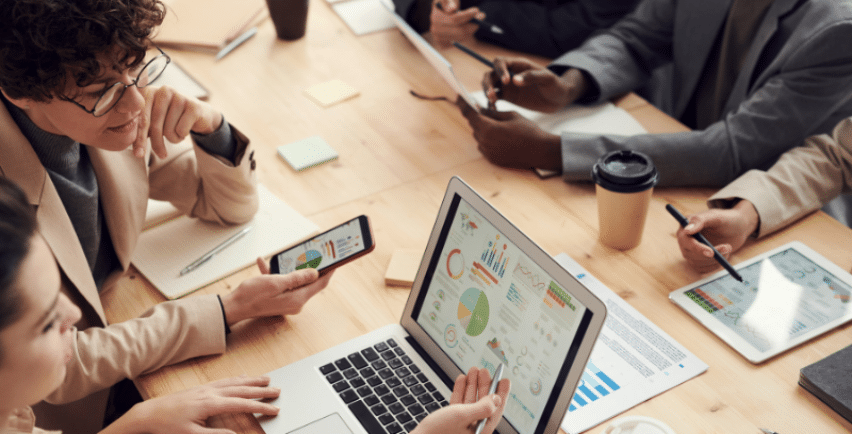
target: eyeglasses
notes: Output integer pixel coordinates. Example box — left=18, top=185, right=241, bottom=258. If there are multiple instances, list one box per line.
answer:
left=62, top=46, right=171, bottom=117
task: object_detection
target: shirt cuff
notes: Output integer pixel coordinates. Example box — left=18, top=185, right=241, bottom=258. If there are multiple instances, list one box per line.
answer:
left=192, top=117, right=238, bottom=163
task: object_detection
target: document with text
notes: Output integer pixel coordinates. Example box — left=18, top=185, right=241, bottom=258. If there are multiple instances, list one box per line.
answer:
left=554, top=253, right=708, bottom=434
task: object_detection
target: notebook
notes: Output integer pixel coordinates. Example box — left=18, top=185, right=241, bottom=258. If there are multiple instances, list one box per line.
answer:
left=258, top=176, right=608, bottom=434
left=153, top=0, right=267, bottom=52
left=799, top=344, right=852, bottom=423
left=133, top=184, right=319, bottom=299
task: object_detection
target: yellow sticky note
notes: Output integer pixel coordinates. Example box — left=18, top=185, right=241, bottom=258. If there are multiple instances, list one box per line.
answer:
left=384, top=248, right=422, bottom=287
left=304, top=79, right=360, bottom=107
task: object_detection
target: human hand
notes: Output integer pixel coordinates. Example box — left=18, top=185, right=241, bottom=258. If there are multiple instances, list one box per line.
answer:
left=411, top=367, right=511, bottom=434
left=132, top=86, right=224, bottom=160
left=430, top=0, right=483, bottom=48
left=105, top=376, right=280, bottom=434
left=676, top=200, right=759, bottom=272
left=457, top=97, right=562, bottom=171
left=219, top=258, right=333, bottom=326
left=483, top=60, right=586, bottom=113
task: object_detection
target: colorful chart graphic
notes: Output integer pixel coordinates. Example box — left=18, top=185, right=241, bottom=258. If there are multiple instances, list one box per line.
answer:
left=447, top=249, right=465, bottom=280
left=481, top=236, right=509, bottom=279
left=444, top=324, right=459, bottom=348
left=568, top=361, right=621, bottom=412
left=530, top=379, right=542, bottom=396
left=458, top=288, right=489, bottom=336
left=487, top=338, right=509, bottom=365
left=296, top=250, right=322, bottom=270
left=433, top=301, right=441, bottom=311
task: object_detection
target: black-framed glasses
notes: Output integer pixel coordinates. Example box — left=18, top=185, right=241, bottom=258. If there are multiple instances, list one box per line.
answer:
left=62, top=46, right=171, bottom=117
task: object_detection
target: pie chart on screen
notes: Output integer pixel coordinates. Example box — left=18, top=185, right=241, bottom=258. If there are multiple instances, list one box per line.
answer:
left=457, top=287, right=489, bottom=336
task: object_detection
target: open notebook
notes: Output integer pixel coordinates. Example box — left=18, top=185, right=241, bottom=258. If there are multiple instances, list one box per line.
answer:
left=154, top=0, right=266, bottom=52
left=133, top=185, right=318, bottom=299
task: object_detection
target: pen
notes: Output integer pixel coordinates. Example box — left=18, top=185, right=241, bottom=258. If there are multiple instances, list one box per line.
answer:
left=179, top=226, right=252, bottom=276
left=452, top=41, right=494, bottom=69
left=216, top=26, right=258, bottom=60
left=665, top=204, right=744, bottom=282
left=760, top=429, right=780, bottom=434
left=435, top=3, right=504, bottom=34
left=474, top=363, right=504, bottom=434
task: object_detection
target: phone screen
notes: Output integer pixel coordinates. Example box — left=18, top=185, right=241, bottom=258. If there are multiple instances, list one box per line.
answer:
left=273, top=217, right=368, bottom=274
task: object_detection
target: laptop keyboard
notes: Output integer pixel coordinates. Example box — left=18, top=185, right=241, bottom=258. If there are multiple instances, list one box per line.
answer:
left=319, top=338, right=449, bottom=434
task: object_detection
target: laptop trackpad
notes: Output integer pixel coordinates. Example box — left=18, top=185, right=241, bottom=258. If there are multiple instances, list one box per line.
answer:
left=287, top=413, right=353, bottom=434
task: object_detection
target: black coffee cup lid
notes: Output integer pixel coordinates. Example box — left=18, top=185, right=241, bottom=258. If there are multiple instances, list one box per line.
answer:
left=591, top=150, right=658, bottom=193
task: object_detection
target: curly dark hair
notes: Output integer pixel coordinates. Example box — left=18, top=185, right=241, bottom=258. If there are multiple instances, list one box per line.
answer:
left=0, top=0, right=166, bottom=102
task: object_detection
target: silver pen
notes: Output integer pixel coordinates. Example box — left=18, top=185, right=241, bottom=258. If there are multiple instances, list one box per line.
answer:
left=215, top=26, right=258, bottom=60
left=179, top=226, right=252, bottom=276
left=760, top=429, right=781, bottom=434
left=475, top=363, right=504, bottom=434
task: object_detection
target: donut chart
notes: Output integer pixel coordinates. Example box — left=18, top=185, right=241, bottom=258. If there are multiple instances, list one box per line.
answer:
left=457, top=288, right=489, bottom=336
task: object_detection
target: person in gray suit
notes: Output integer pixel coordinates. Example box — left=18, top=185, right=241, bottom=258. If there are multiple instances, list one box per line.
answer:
left=457, top=0, right=852, bottom=188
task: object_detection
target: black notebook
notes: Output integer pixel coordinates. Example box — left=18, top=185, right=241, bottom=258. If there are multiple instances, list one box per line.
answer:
left=799, top=344, right=852, bottom=423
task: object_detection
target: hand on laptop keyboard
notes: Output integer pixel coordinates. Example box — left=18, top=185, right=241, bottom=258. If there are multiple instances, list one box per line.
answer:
left=409, top=367, right=510, bottom=434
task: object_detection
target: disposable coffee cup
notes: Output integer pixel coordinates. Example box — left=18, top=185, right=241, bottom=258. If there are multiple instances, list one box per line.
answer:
left=591, top=150, right=658, bottom=250
left=266, top=0, right=309, bottom=40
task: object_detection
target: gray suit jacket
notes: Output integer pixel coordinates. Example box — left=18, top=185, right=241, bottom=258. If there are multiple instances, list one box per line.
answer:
left=550, top=0, right=852, bottom=187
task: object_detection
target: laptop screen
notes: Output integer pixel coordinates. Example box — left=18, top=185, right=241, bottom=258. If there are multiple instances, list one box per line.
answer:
left=411, top=193, right=593, bottom=434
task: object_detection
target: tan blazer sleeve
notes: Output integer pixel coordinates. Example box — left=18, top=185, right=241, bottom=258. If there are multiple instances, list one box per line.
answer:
left=708, top=118, right=852, bottom=237
left=147, top=126, right=259, bottom=225
left=43, top=295, right=227, bottom=404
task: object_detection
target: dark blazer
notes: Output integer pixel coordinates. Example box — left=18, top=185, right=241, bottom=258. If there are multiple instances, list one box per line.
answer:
left=395, top=0, right=640, bottom=58
left=551, top=0, right=852, bottom=187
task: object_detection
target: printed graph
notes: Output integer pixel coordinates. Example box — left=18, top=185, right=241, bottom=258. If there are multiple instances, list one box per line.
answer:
left=568, top=361, right=620, bottom=412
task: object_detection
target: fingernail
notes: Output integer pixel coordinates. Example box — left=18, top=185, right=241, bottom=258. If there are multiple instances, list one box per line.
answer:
left=685, top=224, right=695, bottom=231
left=491, top=394, right=501, bottom=405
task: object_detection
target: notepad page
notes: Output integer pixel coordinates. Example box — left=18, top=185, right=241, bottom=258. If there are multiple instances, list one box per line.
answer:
left=133, top=185, right=319, bottom=299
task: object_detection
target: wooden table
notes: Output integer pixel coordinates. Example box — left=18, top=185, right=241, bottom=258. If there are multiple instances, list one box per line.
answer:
left=101, top=1, right=852, bottom=433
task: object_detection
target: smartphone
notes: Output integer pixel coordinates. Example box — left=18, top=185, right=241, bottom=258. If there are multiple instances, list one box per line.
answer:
left=269, top=215, right=375, bottom=275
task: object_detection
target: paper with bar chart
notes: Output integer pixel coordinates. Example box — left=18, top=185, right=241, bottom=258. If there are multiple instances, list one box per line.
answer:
left=554, top=253, right=708, bottom=434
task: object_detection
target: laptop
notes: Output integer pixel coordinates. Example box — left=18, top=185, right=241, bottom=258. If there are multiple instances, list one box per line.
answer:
left=259, top=176, right=607, bottom=434
left=380, top=2, right=481, bottom=111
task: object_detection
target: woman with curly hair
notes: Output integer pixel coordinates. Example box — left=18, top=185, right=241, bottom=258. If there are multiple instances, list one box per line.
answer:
left=0, top=0, right=323, bottom=432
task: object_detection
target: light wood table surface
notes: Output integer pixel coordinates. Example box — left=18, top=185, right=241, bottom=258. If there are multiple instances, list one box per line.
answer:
left=101, top=1, right=852, bottom=433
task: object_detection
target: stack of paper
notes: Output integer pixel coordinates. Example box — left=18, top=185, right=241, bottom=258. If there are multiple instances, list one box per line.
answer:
left=134, top=185, right=319, bottom=299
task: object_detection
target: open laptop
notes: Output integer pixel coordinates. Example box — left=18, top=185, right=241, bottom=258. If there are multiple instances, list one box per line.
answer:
left=259, top=176, right=607, bottom=434
left=380, top=2, right=481, bottom=111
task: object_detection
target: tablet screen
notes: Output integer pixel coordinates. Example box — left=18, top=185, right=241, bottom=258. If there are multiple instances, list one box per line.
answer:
left=680, top=247, right=852, bottom=354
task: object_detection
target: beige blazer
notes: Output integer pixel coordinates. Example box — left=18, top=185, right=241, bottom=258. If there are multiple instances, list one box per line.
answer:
left=1, top=295, right=227, bottom=434
left=0, top=102, right=258, bottom=433
left=709, top=118, right=852, bottom=237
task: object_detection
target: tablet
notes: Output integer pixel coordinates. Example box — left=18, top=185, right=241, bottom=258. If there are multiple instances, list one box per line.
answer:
left=669, top=241, right=852, bottom=363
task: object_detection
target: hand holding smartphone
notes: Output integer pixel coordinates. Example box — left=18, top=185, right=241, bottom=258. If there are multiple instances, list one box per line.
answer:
left=269, top=215, right=375, bottom=275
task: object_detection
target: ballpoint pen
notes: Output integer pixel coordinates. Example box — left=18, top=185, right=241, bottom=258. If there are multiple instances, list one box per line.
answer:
left=435, top=3, right=504, bottom=34
left=760, top=428, right=780, bottom=434
left=474, top=363, right=504, bottom=434
left=179, top=226, right=252, bottom=276
left=665, top=204, right=744, bottom=282
left=216, top=26, right=258, bottom=60
left=452, top=41, right=495, bottom=69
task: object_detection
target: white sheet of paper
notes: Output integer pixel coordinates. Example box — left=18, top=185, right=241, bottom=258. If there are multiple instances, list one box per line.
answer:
left=332, top=0, right=396, bottom=35
left=133, top=185, right=319, bottom=299
left=554, top=253, right=708, bottom=434
left=472, top=93, right=648, bottom=136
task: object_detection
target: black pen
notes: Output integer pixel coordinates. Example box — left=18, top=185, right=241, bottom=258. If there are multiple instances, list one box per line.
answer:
left=435, top=2, right=504, bottom=34
left=665, top=204, right=744, bottom=282
left=452, top=41, right=494, bottom=68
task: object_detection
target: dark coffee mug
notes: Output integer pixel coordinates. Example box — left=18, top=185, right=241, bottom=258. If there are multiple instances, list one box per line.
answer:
left=266, top=0, right=309, bottom=40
